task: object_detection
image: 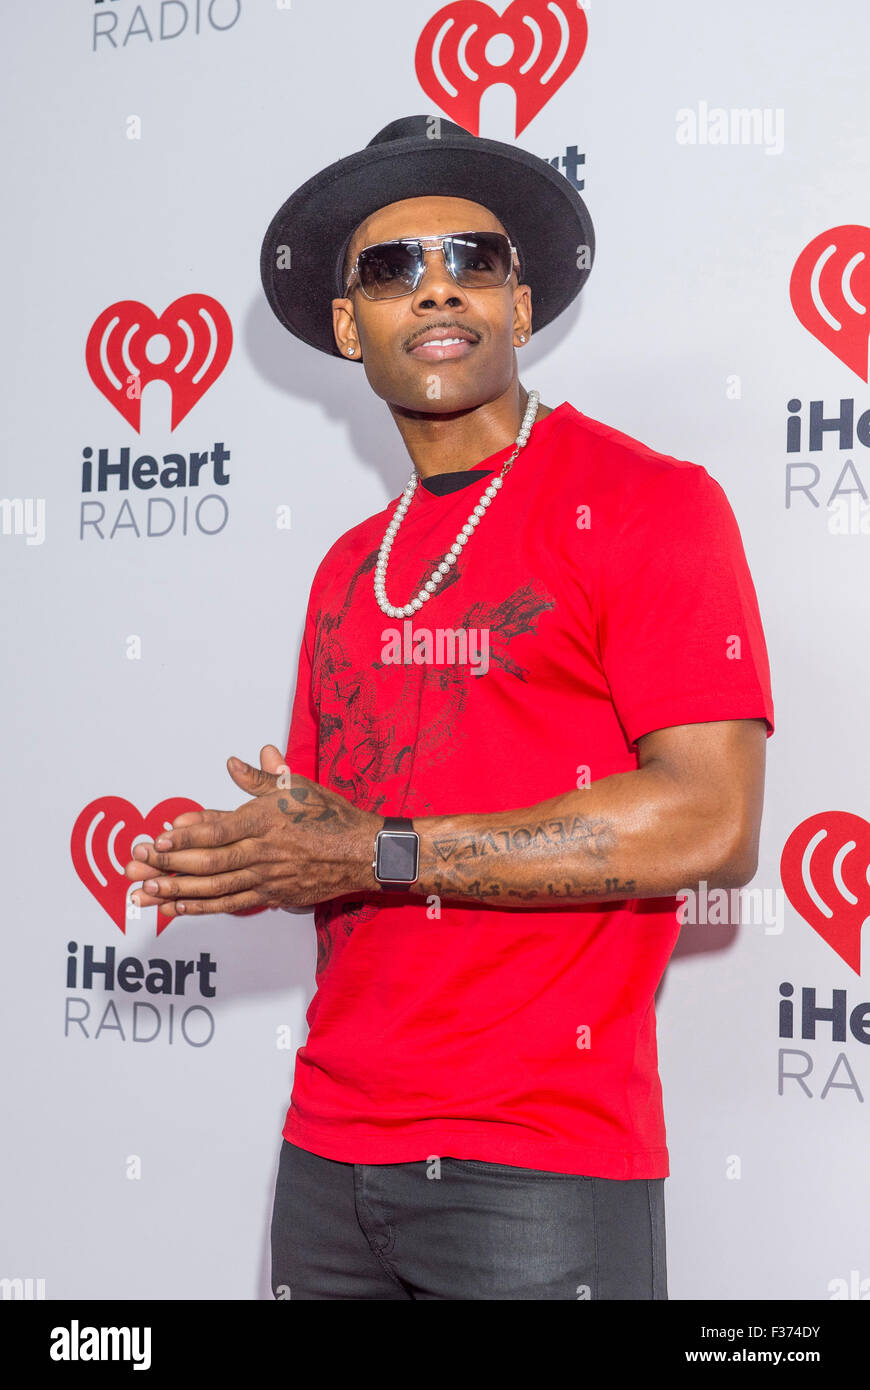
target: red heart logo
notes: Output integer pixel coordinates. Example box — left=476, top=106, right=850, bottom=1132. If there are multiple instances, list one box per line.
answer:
left=415, top=0, right=588, bottom=137
left=85, top=294, right=233, bottom=432
left=780, top=811, right=870, bottom=975
left=72, top=797, right=202, bottom=936
left=71, top=796, right=268, bottom=936
left=789, top=226, right=870, bottom=381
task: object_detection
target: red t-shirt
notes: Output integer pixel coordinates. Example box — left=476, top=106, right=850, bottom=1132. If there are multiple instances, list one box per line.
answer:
left=281, top=401, right=775, bottom=1178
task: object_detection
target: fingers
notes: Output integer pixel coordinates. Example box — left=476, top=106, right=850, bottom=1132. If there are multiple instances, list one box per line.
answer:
left=149, top=809, right=248, bottom=855
left=170, top=808, right=225, bottom=829
left=124, top=812, right=236, bottom=886
left=126, top=838, right=257, bottom=878
left=125, top=859, right=162, bottom=885
left=145, top=889, right=266, bottom=918
left=128, top=880, right=163, bottom=911
left=131, top=867, right=260, bottom=906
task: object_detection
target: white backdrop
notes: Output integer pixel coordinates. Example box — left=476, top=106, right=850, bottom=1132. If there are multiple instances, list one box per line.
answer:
left=1, top=0, right=869, bottom=1301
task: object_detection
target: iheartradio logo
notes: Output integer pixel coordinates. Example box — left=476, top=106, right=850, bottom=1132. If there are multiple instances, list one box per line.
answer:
left=415, top=0, right=588, bottom=137
left=780, top=812, right=870, bottom=975
left=790, top=227, right=870, bottom=382
left=85, top=294, right=233, bottom=432
left=71, top=796, right=265, bottom=936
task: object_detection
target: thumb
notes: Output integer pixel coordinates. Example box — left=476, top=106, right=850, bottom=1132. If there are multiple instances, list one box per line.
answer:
left=259, top=744, right=286, bottom=776
left=227, top=756, right=276, bottom=797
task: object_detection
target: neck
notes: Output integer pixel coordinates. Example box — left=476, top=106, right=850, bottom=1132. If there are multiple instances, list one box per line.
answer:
left=388, top=383, right=552, bottom=480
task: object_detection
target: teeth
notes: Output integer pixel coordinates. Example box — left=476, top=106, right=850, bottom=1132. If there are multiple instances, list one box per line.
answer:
left=419, top=337, right=467, bottom=347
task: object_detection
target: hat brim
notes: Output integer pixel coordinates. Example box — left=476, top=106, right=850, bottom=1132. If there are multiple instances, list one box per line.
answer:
left=260, top=125, right=595, bottom=359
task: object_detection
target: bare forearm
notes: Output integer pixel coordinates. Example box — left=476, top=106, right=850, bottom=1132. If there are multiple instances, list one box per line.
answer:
left=403, top=765, right=747, bottom=907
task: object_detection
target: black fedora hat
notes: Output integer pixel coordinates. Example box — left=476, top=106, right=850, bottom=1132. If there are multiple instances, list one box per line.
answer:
left=259, top=114, right=595, bottom=360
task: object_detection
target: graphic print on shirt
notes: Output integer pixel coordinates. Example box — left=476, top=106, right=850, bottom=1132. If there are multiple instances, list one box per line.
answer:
left=310, top=545, right=556, bottom=975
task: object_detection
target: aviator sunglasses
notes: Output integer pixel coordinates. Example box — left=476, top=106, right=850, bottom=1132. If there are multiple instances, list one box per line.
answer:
left=343, top=230, right=520, bottom=300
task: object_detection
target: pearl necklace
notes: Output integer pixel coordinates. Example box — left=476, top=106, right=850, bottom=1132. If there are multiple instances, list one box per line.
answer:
left=374, top=390, right=541, bottom=618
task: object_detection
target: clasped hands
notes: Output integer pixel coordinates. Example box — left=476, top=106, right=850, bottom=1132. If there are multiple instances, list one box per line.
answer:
left=124, top=744, right=381, bottom=917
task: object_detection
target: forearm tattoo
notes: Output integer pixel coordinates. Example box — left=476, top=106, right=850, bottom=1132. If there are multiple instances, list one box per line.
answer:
left=419, top=815, right=636, bottom=902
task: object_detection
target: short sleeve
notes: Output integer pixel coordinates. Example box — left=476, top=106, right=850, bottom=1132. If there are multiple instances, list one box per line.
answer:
left=596, top=465, right=775, bottom=751
left=284, top=591, right=320, bottom=782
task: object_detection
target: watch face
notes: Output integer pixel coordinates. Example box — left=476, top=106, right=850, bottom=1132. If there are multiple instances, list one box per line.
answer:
left=377, top=832, right=419, bottom=883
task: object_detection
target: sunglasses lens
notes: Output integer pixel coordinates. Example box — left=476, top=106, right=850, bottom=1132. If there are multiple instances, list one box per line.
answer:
left=447, top=232, right=513, bottom=287
left=353, top=232, right=514, bottom=298
left=357, top=242, right=422, bottom=298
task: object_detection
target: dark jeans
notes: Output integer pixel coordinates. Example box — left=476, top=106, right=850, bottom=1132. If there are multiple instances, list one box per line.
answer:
left=270, top=1139, right=668, bottom=1300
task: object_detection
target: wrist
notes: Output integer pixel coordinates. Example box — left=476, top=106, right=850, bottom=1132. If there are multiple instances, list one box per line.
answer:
left=405, top=813, right=455, bottom=898
left=348, top=811, right=382, bottom=894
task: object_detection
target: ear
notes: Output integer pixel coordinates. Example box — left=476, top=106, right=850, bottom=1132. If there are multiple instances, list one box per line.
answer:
left=513, top=283, right=532, bottom=344
left=332, top=297, right=360, bottom=359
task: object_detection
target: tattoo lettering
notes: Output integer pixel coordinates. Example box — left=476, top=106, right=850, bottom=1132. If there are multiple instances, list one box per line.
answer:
left=426, top=872, right=636, bottom=903
left=433, top=816, right=616, bottom=865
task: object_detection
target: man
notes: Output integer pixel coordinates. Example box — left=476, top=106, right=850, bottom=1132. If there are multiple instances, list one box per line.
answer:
left=125, top=116, right=774, bottom=1300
